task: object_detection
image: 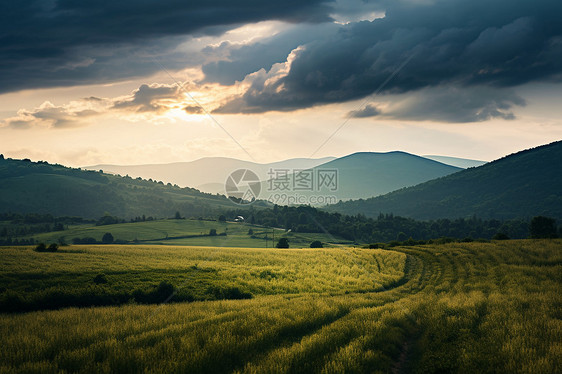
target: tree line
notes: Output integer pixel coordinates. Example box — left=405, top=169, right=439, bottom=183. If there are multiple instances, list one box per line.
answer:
left=224, top=205, right=559, bottom=242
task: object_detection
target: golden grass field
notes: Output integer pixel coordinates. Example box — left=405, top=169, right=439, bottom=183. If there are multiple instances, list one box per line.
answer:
left=0, top=240, right=561, bottom=373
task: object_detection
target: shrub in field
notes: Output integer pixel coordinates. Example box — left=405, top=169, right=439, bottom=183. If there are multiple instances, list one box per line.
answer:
left=207, top=286, right=252, bottom=300
left=35, top=243, right=57, bottom=252
left=154, top=281, right=174, bottom=301
left=93, top=274, right=108, bottom=284
left=493, top=232, right=510, bottom=240
left=209, top=228, right=217, bottom=236
left=133, top=281, right=176, bottom=304
left=276, top=238, right=289, bottom=248
left=310, top=240, right=323, bottom=248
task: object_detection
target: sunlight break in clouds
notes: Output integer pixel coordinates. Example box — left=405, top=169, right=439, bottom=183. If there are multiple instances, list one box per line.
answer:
left=0, top=0, right=561, bottom=167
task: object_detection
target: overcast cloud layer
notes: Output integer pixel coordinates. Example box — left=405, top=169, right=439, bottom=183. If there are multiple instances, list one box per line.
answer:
left=0, top=0, right=334, bottom=93
left=2, top=0, right=562, bottom=124
left=215, top=0, right=562, bottom=120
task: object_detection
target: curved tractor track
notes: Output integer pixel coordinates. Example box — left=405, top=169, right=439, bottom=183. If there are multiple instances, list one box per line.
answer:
left=0, top=240, right=560, bottom=373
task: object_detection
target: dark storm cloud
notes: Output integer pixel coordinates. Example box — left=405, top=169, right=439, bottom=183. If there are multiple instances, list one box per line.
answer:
left=113, top=84, right=179, bottom=113
left=215, top=0, right=562, bottom=119
left=202, top=23, right=339, bottom=85
left=348, top=104, right=380, bottom=118
left=0, top=0, right=335, bottom=93
left=349, top=86, right=526, bottom=123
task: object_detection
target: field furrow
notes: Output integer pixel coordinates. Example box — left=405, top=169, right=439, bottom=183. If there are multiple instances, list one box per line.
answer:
left=0, top=240, right=560, bottom=373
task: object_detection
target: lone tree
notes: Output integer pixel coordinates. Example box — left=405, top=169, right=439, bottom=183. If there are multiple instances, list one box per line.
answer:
left=102, top=232, right=114, bottom=244
left=175, top=211, right=182, bottom=220
left=529, top=216, right=558, bottom=239
left=493, top=232, right=510, bottom=240
left=209, top=228, right=217, bottom=236
left=218, top=215, right=227, bottom=222
left=310, top=240, right=323, bottom=248
left=276, top=238, right=289, bottom=249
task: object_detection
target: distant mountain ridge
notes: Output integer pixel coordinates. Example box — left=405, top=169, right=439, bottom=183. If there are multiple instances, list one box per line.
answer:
left=260, top=151, right=462, bottom=202
left=87, top=153, right=463, bottom=201
left=85, top=157, right=336, bottom=194
left=422, top=155, right=487, bottom=169
left=326, top=141, right=562, bottom=220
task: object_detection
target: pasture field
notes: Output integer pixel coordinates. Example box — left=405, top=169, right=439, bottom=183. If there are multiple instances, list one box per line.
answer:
left=0, top=245, right=404, bottom=312
left=24, top=219, right=354, bottom=248
left=0, top=240, right=561, bottom=373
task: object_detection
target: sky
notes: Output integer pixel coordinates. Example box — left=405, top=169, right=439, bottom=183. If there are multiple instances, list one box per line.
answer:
left=1, top=0, right=561, bottom=167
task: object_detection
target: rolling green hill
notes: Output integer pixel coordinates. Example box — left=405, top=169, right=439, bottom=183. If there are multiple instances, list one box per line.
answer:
left=326, top=141, right=562, bottom=220
left=25, top=218, right=353, bottom=248
left=317, top=152, right=461, bottom=199
left=261, top=151, right=461, bottom=202
left=0, top=158, right=248, bottom=219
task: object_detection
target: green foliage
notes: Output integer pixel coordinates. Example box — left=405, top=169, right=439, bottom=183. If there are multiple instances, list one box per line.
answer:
left=34, top=243, right=57, bottom=252
left=101, top=232, right=114, bottom=244
left=93, top=274, right=108, bottom=284
left=206, top=286, right=252, bottom=300
left=96, top=215, right=123, bottom=226
left=328, top=140, right=562, bottom=220
left=0, top=157, right=237, bottom=219
left=276, top=238, right=289, bottom=248
left=209, top=228, right=217, bottom=236
left=224, top=205, right=532, bottom=243
left=218, top=214, right=227, bottom=222
left=132, top=281, right=179, bottom=304
left=0, top=213, right=89, bottom=243
left=493, top=232, right=510, bottom=240
left=529, top=216, right=558, bottom=238
left=310, top=240, right=323, bottom=248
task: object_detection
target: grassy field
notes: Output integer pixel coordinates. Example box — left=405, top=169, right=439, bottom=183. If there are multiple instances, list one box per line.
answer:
left=25, top=219, right=354, bottom=248
left=0, top=245, right=404, bottom=312
left=0, top=240, right=561, bottom=373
